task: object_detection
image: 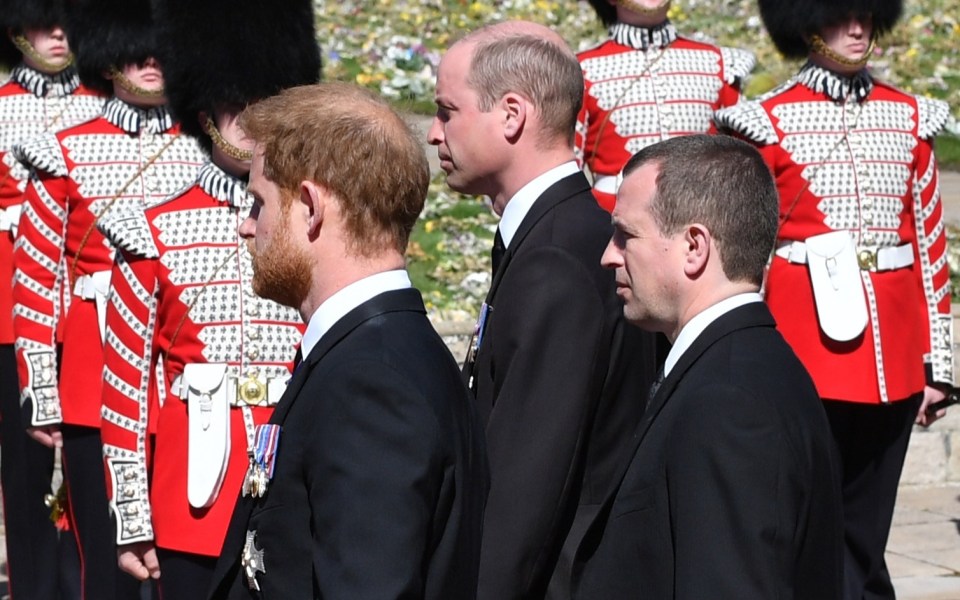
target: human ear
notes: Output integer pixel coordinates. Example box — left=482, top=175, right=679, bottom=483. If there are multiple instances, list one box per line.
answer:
left=299, top=181, right=326, bottom=238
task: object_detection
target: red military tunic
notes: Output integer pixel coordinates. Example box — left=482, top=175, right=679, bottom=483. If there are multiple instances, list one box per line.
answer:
left=0, top=65, right=104, bottom=344
left=12, top=97, right=205, bottom=427
left=715, top=63, right=954, bottom=403
left=99, top=162, right=303, bottom=556
left=576, top=21, right=754, bottom=211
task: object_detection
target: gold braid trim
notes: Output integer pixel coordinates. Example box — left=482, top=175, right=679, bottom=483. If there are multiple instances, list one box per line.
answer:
left=168, top=246, right=240, bottom=349
left=108, top=67, right=165, bottom=99
left=70, top=133, right=181, bottom=283
left=203, top=117, right=253, bottom=161
left=809, top=34, right=875, bottom=69
left=11, top=35, right=74, bottom=73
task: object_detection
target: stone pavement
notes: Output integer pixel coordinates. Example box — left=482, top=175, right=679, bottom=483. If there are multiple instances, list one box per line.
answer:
left=889, top=484, right=960, bottom=599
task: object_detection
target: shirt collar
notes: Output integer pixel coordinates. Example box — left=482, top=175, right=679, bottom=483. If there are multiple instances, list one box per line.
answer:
left=498, top=161, right=579, bottom=248
left=797, top=61, right=874, bottom=104
left=609, top=20, right=678, bottom=51
left=664, top=292, right=762, bottom=377
left=197, top=161, right=249, bottom=208
left=102, top=96, right=175, bottom=134
left=299, top=270, right=412, bottom=361
left=10, top=63, right=80, bottom=98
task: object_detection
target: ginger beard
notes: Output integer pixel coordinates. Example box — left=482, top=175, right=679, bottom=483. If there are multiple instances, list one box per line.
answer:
left=246, top=207, right=313, bottom=310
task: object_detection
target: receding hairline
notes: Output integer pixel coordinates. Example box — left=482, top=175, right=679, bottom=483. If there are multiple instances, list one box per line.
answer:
left=455, top=20, right=574, bottom=56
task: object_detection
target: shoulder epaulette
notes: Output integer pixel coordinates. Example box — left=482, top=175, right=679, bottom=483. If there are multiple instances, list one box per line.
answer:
left=12, top=133, right=68, bottom=177
left=719, top=47, right=756, bottom=85
left=714, top=100, right=778, bottom=145
left=914, top=95, right=950, bottom=140
left=97, top=205, right=159, bottom=259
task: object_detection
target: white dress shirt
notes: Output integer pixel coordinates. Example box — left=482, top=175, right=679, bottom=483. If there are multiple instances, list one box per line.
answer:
left=664, top=293, right=763, bottom=377
left=299, top=270, right=412, bottom=361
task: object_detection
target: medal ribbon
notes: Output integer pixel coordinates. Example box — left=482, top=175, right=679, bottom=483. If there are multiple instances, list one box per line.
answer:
left=253, top=424, right=282, bottom=480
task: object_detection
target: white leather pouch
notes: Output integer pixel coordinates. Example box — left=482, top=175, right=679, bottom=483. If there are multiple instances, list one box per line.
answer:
left=184, top=363, right=231, bottom=509
left=804, top=231, right=868, bottom=342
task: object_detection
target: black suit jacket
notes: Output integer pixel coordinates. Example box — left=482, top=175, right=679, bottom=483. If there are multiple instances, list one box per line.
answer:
left=208, top=288, right=488, bottom=600
left=464, top=171, right=659, bottom=599
left=573, top=302, right=843, bottom=599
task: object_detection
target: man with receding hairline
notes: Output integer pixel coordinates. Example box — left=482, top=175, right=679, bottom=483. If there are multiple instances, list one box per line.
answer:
left=429, top=20, right=659, bottom=600
left=207, top=82, right=487, bottom=600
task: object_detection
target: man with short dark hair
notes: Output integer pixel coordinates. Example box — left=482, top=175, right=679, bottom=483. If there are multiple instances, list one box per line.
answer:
left=429, top=20, right=659, bottom=599
left=207, top=82, right=487, bottom=600
left=573, top=134, right=843, bottom=600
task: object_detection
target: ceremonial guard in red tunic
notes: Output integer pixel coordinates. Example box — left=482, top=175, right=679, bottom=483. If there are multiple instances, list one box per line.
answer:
left=96, top=0, right=320, bottom=597
left=10, top=0, right=205, bottom=597
left=715, top=1, right=953, bottom=598
left=0, top=2, right=103, bottom=598
left=577, top=0, right=754, bottom=211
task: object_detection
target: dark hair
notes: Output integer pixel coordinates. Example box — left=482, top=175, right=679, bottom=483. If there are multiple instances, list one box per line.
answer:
left=622, top=134, right=778, bottom=285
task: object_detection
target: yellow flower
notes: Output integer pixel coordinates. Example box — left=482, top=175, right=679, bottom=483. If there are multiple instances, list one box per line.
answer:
left=905, top=47, right=919, bottom=59
left=425, top=220, right=436, bottom=233
left=469, top=2, right=491, bottom=17
left=356, top=73, right=373, bottom=86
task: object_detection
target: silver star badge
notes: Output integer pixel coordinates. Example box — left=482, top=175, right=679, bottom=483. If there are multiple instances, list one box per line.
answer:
left=241, top=529, right=266, bottom=591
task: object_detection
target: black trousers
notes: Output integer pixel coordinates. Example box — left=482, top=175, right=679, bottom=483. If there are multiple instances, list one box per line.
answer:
left=61, top=424, right=148, bottom=600
left=0, top=343, right=75, bottom=600
left=823, top=396, right=921, bottom=600
left=156, top=547, right=218, bottom=600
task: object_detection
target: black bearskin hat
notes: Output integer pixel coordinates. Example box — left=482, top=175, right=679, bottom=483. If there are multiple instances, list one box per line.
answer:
left=759, top=0, right=903, bottom=59
left=588, top=0, right=619, bottom=28
left=155, top=0, right=321, bottom=146
left=0, top=0, right=69, bottom=70
left=67, top=0, right=158, bottom=95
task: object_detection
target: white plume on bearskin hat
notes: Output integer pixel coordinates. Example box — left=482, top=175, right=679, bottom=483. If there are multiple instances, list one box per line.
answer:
left=0, top=0, right=69, bottom=69
left=758, top=0, right=903, bottom=59
left=155, top=0, right=321, bottom=148
left=66, top=0, right=158, bottom=95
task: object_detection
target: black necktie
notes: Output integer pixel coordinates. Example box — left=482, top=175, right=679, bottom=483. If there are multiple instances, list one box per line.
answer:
left=492, top=228, right=506, bottom=276
left=648, top=367, right=665, bottom=401
left=292, top=347, right=303, bottom=372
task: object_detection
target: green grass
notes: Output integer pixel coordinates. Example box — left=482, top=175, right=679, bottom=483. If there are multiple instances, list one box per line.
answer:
left=936, top=134, right=960, bottom=172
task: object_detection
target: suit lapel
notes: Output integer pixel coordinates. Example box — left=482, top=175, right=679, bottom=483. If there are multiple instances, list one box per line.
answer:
left=483, top=171, right=593, bottom=304
left=575, top=302, right=777, bottom=572
left=269, top=288, right=427, bottom=425
left=615, top=302, right=776, bottom=486
left=208, top=288, right=426, bottom=596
